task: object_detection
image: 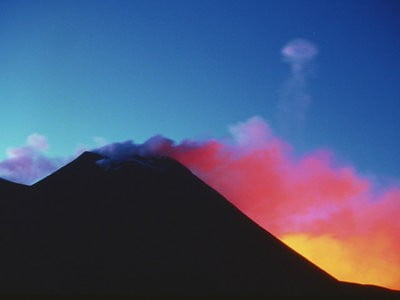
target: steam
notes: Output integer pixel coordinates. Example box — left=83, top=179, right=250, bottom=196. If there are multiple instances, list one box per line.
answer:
left=278, top=39, right=318, bottom=138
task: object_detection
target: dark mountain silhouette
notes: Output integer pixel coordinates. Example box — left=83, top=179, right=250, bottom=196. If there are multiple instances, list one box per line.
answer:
left=0, top=152, right=398, bottom=297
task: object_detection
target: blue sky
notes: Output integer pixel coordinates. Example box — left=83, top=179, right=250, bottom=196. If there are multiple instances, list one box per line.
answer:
left=1, top=0, right=399, bottom=178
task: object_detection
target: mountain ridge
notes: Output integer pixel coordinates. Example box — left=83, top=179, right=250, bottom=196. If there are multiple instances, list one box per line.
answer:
left=0, top=152, right=398, bottom=297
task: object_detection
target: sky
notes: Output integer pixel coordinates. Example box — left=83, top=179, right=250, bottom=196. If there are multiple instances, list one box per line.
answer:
left=1, top=0, right=400, bottom=290
left=1, top=0, right=400, bottom=179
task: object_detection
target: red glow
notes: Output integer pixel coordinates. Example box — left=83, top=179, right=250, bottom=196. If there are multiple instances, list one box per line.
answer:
left=158, top=117, right=400, bottom=289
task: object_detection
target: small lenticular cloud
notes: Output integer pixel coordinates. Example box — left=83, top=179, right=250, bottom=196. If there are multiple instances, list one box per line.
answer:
left=282, top=39, right=318, bottom=73
left=278, top=39, right=318, bottom=141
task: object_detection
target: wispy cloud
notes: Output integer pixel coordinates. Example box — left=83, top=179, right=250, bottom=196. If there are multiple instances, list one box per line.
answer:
left=0, top=134, right=67, bottom=184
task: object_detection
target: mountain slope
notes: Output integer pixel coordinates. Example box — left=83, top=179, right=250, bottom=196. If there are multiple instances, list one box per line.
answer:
left=0, top=152, right=397, bottom=297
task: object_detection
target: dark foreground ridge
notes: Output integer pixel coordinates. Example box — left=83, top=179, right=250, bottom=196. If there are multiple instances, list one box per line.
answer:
left=0, top=152, right=398, bottom=298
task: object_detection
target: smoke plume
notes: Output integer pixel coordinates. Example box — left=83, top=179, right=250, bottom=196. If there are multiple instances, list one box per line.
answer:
left=96, top=116, right=400, bottom=289
left=1, top=119, right=399, bottom=289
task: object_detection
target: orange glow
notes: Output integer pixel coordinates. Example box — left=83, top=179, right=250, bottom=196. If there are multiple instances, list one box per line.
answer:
left=281, top=233, right=400, bottom=290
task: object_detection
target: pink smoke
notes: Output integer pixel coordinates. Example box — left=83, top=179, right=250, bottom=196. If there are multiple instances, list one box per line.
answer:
left=168, top=117, right=400, bottom=289
left=96, top=116, right=400, bottom=289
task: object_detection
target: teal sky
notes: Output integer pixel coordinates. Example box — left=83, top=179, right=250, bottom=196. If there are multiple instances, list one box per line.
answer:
left=1, top=0, right=399, bottom=178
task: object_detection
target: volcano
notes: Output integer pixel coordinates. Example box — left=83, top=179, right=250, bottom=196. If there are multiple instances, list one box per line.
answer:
left=0, top=152, right=398, bottom=297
